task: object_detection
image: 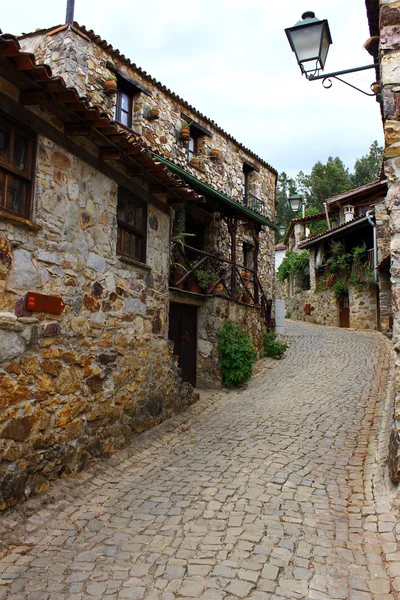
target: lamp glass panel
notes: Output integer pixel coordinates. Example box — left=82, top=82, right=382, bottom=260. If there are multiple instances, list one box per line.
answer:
left=320, top=25, right=330, bottom=68
left=289, top=22, right=324, bottom=66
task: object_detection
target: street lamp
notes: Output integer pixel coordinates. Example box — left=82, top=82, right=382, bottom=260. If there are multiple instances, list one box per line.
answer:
left=279, top=224, right=286, bottom=237
left=289, top=192, right=306, bottom=218
left=285, top=11, right=379, bottom=96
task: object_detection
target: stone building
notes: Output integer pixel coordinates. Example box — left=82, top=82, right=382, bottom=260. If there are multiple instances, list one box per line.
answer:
left=280, top=179, right=391, bottom=331
left=0, top=25, right=277, bottom=508
left=365, top=0, right=400, bottom=482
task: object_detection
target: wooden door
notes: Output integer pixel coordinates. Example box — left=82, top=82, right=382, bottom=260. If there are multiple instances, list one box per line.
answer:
left=339, top=293, right=350, bottom=328
left=169, top=303, right=197, bottom=386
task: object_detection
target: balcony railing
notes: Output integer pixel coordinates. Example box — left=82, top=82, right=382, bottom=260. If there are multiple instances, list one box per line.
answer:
left=316, top=249, right=375, bottom=285
left=170, top=244, right=272, bottom=328
left=243, top=193, right=268, bottom=217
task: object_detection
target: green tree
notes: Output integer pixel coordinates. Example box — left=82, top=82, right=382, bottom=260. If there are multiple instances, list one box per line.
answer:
left=351, top=140, right=383, bottom=187
left=296, top=157, right=353, bottom=211
left=275, top=172, right=296, bottom=241
left=304, top=206, right=329, bottom=236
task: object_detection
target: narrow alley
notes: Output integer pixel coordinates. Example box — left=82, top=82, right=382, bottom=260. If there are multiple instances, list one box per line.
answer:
left=0, top=322, right=398, bottom=600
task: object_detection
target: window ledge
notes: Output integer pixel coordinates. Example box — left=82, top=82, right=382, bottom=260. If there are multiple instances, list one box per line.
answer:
left=0, top=209, right=42, bottom=231
left=118, top=255, right=152, bottom=270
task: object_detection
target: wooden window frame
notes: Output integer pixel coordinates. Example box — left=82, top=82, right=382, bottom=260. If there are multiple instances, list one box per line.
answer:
left=0, top=114, right=35, bottom=220
left=117, top=188, right=147, bottom=263
left=187, top=134, right=198, bottom=161
left=115, top=90, right=133, bottom=128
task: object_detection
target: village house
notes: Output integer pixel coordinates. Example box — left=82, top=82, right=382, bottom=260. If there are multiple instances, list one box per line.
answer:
left=279, top=178, right=391, bottom=332
left=0, top=24, right=277, bottom=509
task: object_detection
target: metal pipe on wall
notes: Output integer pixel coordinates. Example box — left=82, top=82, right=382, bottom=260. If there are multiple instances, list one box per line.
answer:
left=65, top=0, right=75, bottom=24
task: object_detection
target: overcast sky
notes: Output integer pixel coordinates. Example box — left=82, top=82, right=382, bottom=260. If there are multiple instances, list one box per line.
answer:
left=1, top=0, right=383, bottom=178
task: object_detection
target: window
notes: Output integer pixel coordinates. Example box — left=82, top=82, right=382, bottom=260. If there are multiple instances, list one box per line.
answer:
left=0, top=115, right=35, bottom=219
left=242, top=168, right=249, bottom=202
left=115, top=91, right=133, bottom=128
left=117, top=188, right=147, bottom=262
left=188, top=134, right=198, bottom=161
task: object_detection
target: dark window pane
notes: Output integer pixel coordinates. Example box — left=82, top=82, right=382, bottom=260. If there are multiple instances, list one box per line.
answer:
left=0, top=126, right=10, bottom=164
left=121, top=93, right=130, bottom=111
left=123, top=230, right=131, bottom=256
left=6, top=173, right=26, bottom=214
left=0, top=170, right=4, bottom=208
left=13, top=133, right=29, bottom=172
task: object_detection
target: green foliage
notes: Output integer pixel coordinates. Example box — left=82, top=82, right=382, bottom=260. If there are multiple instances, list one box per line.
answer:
left=352, top=242, right=367, bottom=265
left=190, top=262, right=218, bottom=291
left=262, top=332, right=288, bottom=360
left=275, top=141, right=382, bottom=236
left=304, top=206, right=329, bottom=236
left=337, top=253, right=352, bottom=269
left=329, top=240, right=344, bottom=256
left=348, top=273, right=363, bottom=292
left=275, top=172, right=297, bottom=242
left=364, top=263, right=375, bottom=284
left=285, top=311, right=291, bottom=319
left=217, top=320, right=257, bottom=388
left=333, top=279, right=348, bottom=299
left=351, top=141, right=383, bottom=188
left=296, top=157, right=353, bottom=211
left=326, top=256, right=339, bottom=272
left=277, top=250, right=310, bottom=283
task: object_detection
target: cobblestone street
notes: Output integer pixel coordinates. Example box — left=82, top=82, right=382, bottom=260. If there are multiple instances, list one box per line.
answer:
left=0, top=321, right=398, bottom=599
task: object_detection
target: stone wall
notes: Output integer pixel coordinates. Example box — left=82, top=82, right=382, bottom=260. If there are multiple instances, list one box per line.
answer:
left=197, top=297, right=266, bottom=389
left=0, top=136, right=197, bottom=511
left=375, top=0, right=400, bottom=481
left=285, top=286, right=377, bottom=330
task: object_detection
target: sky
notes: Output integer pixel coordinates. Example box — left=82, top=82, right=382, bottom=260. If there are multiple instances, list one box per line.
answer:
left=1, top=0, right=383, bottom=178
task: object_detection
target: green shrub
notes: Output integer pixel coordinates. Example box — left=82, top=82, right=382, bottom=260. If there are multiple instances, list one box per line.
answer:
left=217, top=319, right=256, bottom=388
left=263, top=332, right=288, bottom=360
left=277, top=250, right=310, bottom=283
left=333, top=278, right=348, bottom=299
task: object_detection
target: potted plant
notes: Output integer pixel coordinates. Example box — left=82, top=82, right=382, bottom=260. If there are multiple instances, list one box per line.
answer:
left=104, top=76, right=117, bottom=91
left=179, top=121, right=191, bottom=140
left=325, top=273, right=335, bottom=287
left=210, top=148, right=220, bottom=159
left=189, top=154, right=205, bottom=168
left=148, top=107, right=160, bottom=120
left=353, top=243, right=368, bottom=264
left=170, top=232, right=195, bottom=288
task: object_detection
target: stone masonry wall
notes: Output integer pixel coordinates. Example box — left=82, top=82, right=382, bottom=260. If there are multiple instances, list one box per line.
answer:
left=0, top=136, right=197, bottom=511
left=285, top=286, right=377, bottom=330
left=197, top=297, right=266, bottom=389
left=377, top=0, right=400, bottom=481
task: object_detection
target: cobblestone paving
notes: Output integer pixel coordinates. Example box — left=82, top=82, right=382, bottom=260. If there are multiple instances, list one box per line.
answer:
left=0, top=321, right=399, bottom=599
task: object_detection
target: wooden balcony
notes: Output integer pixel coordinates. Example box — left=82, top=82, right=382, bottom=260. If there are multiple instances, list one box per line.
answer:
left=170, top=244, right=272, bottom=328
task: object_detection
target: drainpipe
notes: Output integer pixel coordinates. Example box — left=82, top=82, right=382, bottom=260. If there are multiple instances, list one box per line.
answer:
left=366, top=210, right=378, bottom=283
left=323, top=202, right=331, bottom=231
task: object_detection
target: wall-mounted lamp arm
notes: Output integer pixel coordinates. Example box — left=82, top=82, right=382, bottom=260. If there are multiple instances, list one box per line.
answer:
left=306, top=62, right=379, bottom=96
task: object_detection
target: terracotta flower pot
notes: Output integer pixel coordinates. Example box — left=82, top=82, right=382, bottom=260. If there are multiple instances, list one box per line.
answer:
left=210, top=149, right=220, bottom=159
left=188, top=276, right=201, bottom=294
left=210, top=282, right=224, bottom=295
left=242, top=291, right=251, bottom=304
left=189, top=158, right=200, bottom=168
left=173, top=265, right=185, bottom=289
left=180, top=127, right=190, bottom=140
left=149, top=108, right=159, bottom=119
left=105, top=79, right=117, bottom=90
